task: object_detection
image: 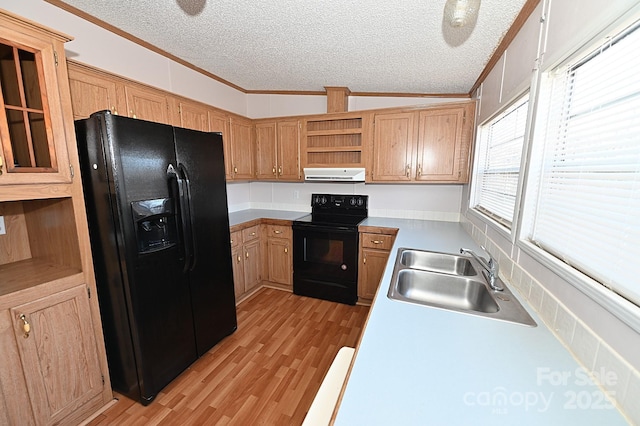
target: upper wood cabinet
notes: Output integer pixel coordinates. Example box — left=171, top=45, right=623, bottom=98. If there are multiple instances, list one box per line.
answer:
left=277, top=120, right=302, bottom=181
left=172, top=98, right=210, bottom=132
left=371, top=101, right=475, bottom=183
left=255, top=119, right=301, bottom=181
left=229, top=116, right=254, bottom=180
left=371, top=112, right=417, bottom=182
left=0, top=11, right=72, bottom=185
left=124, top=85, right=170, bottom=124
left=209, top=109, right=232, bottom=179
left=68, top=64, right=125, bottom=119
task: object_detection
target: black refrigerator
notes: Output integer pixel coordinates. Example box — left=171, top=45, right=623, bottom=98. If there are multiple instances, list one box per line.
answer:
left=75, top=111, right=237, bottom=405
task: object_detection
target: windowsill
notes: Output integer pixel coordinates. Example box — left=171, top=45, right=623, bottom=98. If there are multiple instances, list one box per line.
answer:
left=466, top=207, right=514, bottom=242
left=517, top=238, right=640, bottom=334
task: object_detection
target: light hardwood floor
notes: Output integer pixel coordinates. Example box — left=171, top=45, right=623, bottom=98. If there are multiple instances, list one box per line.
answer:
left=87, top=287, right=370, bottom=425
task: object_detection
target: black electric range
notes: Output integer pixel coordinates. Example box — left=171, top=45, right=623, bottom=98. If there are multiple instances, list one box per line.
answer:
left=292, top=194, right=368, bottom=304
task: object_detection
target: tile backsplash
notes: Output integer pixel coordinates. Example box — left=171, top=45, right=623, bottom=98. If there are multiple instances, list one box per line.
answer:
left=462, top=217, right=640, bottom=425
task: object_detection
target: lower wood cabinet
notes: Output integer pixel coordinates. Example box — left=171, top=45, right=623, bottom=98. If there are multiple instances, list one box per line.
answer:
left=358, top=229, right=397, bottom=303
left=262, top=223, right=292, bottom=288
left=230, top=223, right=262, bottom=302
left=0, top=282, right=106, bottom=425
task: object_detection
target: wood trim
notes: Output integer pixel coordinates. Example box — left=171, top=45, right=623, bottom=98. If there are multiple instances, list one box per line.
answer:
left=0, top=8, right=72, bottom=42
left=468, top=0, right=542, bottom=95
left=325, top=86, right=351, bottom=113
left=44, top=0, right=246, bottom=93
left=351, top=91, right=470, bottom=98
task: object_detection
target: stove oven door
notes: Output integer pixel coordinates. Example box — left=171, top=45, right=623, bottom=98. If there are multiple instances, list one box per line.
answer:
left=292, top=223, right=359, bottom=304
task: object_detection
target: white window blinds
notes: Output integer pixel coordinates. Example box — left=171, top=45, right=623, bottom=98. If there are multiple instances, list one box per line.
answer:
left=472, top=95, right=529, bottom=227
left=527, top=21, right=640, bottom=306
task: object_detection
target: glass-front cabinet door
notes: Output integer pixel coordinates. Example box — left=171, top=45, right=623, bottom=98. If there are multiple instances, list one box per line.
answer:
left=0, top=11, right=72, bottom=185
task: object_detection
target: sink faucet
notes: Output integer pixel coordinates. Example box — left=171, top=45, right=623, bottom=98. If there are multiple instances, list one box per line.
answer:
left=460, top=247, right=503, bottom=291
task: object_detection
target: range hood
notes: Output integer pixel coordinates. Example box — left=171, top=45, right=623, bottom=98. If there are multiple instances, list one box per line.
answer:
left=303, top=168, right=366, bottom=182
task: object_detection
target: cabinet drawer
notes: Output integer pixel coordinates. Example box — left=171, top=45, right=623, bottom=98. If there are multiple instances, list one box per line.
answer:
left=242, top=225, right=260, bottom=242
left=266, top=224, right=291, bottom=239
left=230, top=230, right=241, bottom=248
left=361, top=233, right=394, bottom=250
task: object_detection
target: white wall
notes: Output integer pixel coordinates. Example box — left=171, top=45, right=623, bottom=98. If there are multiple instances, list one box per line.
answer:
left=465, top=1, right=640, bottom=422
left=229, top=181, right=462, bottom=222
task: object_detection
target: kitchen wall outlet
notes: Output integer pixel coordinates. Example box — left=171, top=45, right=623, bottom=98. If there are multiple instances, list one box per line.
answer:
left=0, top=216, right=5, bottom=235
left=293, top=190, right=300, bottom=200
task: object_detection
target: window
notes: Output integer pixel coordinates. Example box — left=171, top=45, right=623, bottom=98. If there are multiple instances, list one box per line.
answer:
left=525, top=21, right=640, bottom=306
left=471, top=94, right=529, bottom=228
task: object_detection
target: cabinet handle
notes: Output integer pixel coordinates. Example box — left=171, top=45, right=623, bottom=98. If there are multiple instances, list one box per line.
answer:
left=406, top=164, right=411, bottom=178
left=234, top=166, right=238, bottom=173
left=111, top=106, right=118, bottom=115
left=274, top=230, right=282, bottom=234
left=230, top=239, right=234, bottom=244
left=237, top=255, right=242, bottom=262
left=19, top=314, right=30, bottom=339
left=284, top=247, right=288, bottom=253
left=371, top=240, right=383, bottom=244
left=249, top=232, right=256, bottom=236
left=278, top=166, right=282, bottom=175
left=363, top=254, right=367, bottom=264
left=0, top=156, right=3, bottom=175
left=272, top=167, right=277, bottom=175
left=417, top=164, right=422, bottom=178
left=245, top=251, right=249, bottom=258
left=130, top=111, right=137, bottom=119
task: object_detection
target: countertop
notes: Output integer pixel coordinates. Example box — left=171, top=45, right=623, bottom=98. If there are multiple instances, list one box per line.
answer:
left=227, top=211, right=628, bottom=424
left=336, top=217, right=628, bottom=425
left=228, top=209, right=306, bottom=227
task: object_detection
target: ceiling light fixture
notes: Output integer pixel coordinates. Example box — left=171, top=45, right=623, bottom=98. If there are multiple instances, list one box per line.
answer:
left=444, top=0, right=481, bottom=27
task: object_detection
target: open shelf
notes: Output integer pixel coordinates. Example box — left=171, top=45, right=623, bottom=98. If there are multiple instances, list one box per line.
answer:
left=303, top=115, right=365, bottom=167
left=0, top=197, right=82, bottom=296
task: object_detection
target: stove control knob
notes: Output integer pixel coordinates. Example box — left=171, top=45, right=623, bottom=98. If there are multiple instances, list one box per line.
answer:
left=321, top=196, right=327, bottom=205
left=349, top=197, right=357, bottom=206
left=357, top=197, right=364, bottom=207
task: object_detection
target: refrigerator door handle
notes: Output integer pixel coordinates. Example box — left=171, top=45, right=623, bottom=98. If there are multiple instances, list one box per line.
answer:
left=178, top=163, right=197, bottom=272
left=167, top=163, right=192, bottom=273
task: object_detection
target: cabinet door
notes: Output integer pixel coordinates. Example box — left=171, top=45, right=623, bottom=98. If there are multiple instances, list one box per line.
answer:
left=231, top=245, right=244, bottom=302
left=243, top=239, right=261, bottom=292
left=209, top=110, right=232, bottom=179
left=415, top=107, right=465, bottom=182
left=176, top=100, right=209, bottom=131
left=0, top=21, right=71, bottom=184
left=277, top=119, right=301, bottom=181
left=267, top=237, right=292, bottom=286
left=124, top=85, right=170, bottom=124
left=229, top=117, right=254, bottom=179
left=359, top=248, right=391, bottom=300
left=10, top=284, right=103, bottom=425
left=255, top=121, right=277, bottom=180
left=68, top=66, right=122, bottom=119
left=372, top=112, right=417, bottom=181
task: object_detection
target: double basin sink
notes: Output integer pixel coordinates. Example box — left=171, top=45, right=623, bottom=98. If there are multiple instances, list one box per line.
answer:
left=387, top=248, right=536, bottom=327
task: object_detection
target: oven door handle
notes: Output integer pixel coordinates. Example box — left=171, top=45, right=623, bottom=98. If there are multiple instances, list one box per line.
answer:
left=292, top=223, right=357, bottom=234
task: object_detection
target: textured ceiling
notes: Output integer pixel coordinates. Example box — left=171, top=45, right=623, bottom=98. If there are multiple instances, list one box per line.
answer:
left=54, top=0, right=528, bottom=94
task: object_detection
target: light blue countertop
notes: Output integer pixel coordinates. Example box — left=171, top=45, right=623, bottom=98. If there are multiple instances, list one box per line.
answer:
left=336, top=217, right=628, bottom=425
left=228, top=209, right=306, bottom=227
left=227, top=211, right=628, bottom=424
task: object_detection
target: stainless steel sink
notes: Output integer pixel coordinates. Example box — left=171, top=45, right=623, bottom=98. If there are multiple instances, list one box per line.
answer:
left=396, top=269, right=499, bottom=313
left=399, top=250, right=476, bottom=276
left=388, top=248, right=537, bottom=327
